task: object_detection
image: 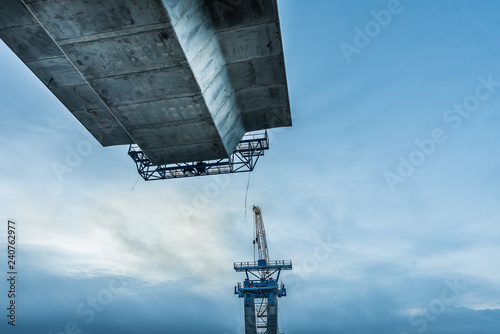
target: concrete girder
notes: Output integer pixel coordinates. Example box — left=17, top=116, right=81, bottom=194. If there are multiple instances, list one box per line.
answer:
left=0, top=0, right=291, bottom=164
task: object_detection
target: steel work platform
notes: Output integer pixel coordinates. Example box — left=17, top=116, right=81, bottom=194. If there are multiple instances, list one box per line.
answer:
left=128, top=131, right=269, bottom=180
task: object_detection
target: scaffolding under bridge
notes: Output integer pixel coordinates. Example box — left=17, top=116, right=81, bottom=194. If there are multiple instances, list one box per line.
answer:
left=128, top=131, right=269, bottom=180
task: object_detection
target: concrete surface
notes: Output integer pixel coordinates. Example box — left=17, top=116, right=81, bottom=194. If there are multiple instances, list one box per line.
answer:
left=267, top=292, right=278, bottom=334
left=244, top=297, right=257, bottom=334
left=0, top=0, right=291, bottom=164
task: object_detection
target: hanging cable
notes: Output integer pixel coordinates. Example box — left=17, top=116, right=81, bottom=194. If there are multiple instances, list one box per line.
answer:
left=131, top=174, right=140, bottom=191
left=242, top=171, right=256, bottom=261
left=244, top=171, right=251, bottom=217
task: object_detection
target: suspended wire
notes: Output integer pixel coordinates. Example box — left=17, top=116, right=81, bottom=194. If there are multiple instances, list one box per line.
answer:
left=244, top=171, right=251, bottom=217
left=131, top=174, right=140, bottom=191
left=243, top=172, right=256, bottom=261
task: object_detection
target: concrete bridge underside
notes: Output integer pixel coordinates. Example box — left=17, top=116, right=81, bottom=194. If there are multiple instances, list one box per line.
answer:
left=0, top=0, right=291, bottom=164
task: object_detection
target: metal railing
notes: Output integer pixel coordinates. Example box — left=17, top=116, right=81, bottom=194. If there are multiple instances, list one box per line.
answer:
left=128, top=131, right=269, bottom=180
left=234, top=260, right=292, bottom=271
left=236, top=281, right=284, bottom=290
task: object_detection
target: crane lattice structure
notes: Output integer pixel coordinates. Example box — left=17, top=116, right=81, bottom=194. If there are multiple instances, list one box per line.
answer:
left=234, top=206, right=292, bottom=334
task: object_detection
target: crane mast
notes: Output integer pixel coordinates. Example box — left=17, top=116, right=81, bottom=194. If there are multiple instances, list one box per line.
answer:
left=254, top=206, right=270, bottom=263
left=234, top=205, right=292, bottom=334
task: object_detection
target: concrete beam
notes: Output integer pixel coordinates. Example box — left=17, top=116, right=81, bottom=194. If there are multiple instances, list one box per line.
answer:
left=244, top=297, right=257, bottom=334
left=267, top=293, right=279, bottom=334
left=0, top=0, right=291, bottom=164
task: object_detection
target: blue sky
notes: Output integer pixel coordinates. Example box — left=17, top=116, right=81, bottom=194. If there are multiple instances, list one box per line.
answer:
left=1, top=0, right=500, bottom=333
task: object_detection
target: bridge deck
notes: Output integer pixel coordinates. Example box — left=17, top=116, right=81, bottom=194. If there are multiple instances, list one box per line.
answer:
left=0, top=0, right=291, bottom=165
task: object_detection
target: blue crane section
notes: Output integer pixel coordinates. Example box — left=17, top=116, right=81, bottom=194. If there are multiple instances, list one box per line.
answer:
left=234, top=206, right=292, bottom=334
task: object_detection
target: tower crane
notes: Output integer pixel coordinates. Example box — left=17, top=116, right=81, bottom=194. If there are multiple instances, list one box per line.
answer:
left=234, top=206, right=292, bottom=334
